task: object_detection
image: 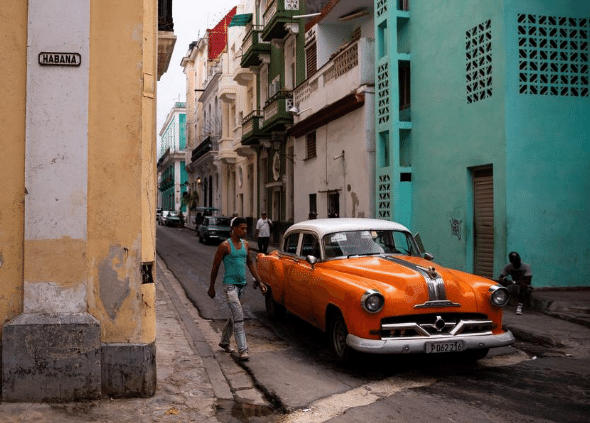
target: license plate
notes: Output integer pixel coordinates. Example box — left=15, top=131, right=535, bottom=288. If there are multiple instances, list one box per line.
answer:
left=425, top=341, right=464, bottom=354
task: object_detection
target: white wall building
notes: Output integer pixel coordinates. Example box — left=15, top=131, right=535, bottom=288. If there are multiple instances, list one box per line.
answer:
left=290, top=0, right=375, bottom=221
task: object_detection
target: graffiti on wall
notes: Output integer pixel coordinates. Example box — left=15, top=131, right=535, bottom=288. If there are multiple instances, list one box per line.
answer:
left=450, top=218, right=462, bottom=240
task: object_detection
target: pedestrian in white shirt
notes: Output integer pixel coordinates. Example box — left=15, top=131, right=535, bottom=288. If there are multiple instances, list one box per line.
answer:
left=255, top=212, right=272, bottom=254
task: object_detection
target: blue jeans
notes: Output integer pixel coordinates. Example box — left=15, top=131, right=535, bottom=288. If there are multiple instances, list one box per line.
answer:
left=220, top=284, right=247, bottom=353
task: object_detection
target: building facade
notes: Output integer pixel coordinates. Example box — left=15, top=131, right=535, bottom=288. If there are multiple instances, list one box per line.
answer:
left=183, top=9, right=237, bottom=227
left=290, top=0, right=376, bottom=222
left=0, top=0, right=175, bottom=401
left=158, top=102, right=187, bottom=212
left=376, top=0, right=590, bottom=288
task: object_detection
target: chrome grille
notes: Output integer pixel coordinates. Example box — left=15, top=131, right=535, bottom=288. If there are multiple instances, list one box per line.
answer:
left=379, top=313, right=494, bottom=339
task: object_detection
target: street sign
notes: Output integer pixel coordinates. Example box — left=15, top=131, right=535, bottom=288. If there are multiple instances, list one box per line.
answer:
left=38, top=52, right=81, bottom=66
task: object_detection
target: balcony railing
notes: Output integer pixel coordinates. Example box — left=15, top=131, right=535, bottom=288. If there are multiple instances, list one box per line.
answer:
left=262, top=90, right=293, bottom=130
left=240, top=26, right=270, bottom=68
left=158, top=0, right=173, bottom=31
left=191, top=136, right=219, bottom=162
left=291, top=38, right=375, bottom=123
left=261, top=0, right=301, bottom=41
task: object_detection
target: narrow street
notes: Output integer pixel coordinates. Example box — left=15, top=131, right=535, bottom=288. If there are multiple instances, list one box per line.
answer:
left=156, top=225, right=590, bottom=422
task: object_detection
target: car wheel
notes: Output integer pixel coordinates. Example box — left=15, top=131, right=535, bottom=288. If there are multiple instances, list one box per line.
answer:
left=265, top=288, right=285, bottom=320
left=328, top=312, right=354, bottom=364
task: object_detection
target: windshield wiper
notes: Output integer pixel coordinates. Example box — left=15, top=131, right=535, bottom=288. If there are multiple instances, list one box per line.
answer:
left=347, top=252, right=381, bottom=258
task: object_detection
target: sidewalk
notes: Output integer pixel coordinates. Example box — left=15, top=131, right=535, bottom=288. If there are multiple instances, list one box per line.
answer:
left=0, top=260, right=268, bottom=423
left=502, top=288, right=590, bottom=358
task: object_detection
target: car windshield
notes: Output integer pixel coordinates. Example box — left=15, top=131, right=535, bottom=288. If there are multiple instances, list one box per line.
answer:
left=322, top=229, right=419, bottom=258
left=209, top=217, right=230, bottom=226
left=168, top=211, right=179, bottom=217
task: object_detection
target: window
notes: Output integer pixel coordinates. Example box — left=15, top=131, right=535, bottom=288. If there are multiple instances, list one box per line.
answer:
left=301, top=233, right=320, bottom=258
left=379, top=131, right=390, bottom=168
left=399, top=63, right=411, bottom=110
left=283, top=233, right=300, bottom=254
left=306, top=131, right=317, bottom=159
left=306, top=42, right=317, bottom=78
left=309, top=193, right=317, bottom=215
left=378, top=21, right=388, bottom=59
left=328, top=191, right=339, bottom=218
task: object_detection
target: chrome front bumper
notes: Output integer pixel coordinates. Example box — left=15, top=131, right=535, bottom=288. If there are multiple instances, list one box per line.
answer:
left=347, top=330, right=515, bottom=354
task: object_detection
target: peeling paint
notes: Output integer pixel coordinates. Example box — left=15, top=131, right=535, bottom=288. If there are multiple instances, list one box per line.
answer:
left=98, top=245, right=133, bottom=320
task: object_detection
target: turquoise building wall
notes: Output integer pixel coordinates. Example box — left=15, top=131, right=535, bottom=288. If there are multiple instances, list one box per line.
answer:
left=378, top=0, right=589, bottom=288
left=179, top=114, right=186, bottom=150
left=502, top=0, right=590, bottom=287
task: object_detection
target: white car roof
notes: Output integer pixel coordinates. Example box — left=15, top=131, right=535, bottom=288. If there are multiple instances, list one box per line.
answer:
left=285, top=218, right=410, bottom=239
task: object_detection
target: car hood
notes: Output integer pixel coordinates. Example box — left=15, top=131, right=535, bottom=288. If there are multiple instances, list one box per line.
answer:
left=320, top=255, right=492, bottom=312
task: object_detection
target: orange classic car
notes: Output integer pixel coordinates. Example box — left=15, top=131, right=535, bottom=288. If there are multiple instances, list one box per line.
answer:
left=256, top=218, right=514, bottom=363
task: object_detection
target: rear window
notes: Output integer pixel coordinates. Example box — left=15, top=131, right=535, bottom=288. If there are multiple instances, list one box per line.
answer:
left=210, top=218, right=230, bottom=226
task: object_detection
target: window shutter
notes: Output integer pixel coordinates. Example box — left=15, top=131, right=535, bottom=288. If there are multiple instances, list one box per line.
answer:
left=306, top=43, right=317, bottom=78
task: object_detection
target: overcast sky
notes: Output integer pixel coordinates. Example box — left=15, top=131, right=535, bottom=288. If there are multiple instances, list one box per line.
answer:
left=157, top=0, right=238, bottom=134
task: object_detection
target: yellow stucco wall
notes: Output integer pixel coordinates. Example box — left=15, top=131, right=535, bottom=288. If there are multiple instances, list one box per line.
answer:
left=87, top=0, right=156, bottom=344
left=0, top=1, right=156, bottom=345
left=0, top=2, right=27, bottom=340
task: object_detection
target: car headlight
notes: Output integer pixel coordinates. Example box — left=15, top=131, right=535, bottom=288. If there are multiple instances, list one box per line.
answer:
left=361, top=290, right=385, bottom=313
left=489, top=285, right=510, bottom=307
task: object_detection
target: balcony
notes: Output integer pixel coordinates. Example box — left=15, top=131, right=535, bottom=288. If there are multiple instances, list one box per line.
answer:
left=292, top=38, right=374, bottom=116
left=157, top=146, right=186, bottom=171
left=157, top=0, right=176, bottom=80
left=218, top=74, right=236, bottom=103
left=240, top=110, right=265, bottom=146
left=190, top=136, right=219, bottom=163
left=261, top=0, right=302, bottom=42
left=241, top=26, right=271, bottom=68
left=261, top=90, right=294, bottom=133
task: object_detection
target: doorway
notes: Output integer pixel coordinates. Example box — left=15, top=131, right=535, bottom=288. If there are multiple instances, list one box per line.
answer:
left=472, top=167, right=494, bottom=278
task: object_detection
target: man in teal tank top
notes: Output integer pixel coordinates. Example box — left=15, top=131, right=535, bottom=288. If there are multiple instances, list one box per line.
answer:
left=208, top=217, right=267, bottom=360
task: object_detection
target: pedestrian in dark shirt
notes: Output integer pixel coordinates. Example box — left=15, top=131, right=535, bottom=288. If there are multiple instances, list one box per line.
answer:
left=499, top=252, right=532, bottom=315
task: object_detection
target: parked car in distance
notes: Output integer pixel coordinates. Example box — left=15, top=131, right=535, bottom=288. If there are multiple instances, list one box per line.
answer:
left=197, top=216, right=231, bottom=244
left=156, top=209, right=163, bottom=224
left=255, top=218, right=513, bottom=364
left=158, top=210, right=169, bottom=226
left=193, top=207, right=220, bottom=230
left=164, top=210, right=182, bottom=227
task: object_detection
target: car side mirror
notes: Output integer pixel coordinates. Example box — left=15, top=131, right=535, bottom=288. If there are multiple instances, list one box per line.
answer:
left=306, top=255, right=318, bottom=269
